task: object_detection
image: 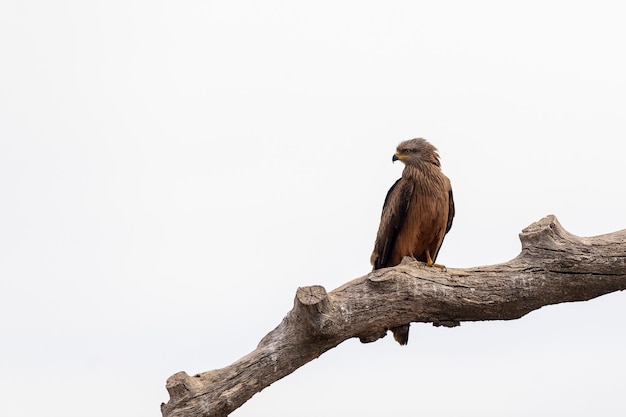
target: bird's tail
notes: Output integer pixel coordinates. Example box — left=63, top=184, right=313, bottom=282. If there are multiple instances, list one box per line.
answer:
left=391, top=324, right=410, bottom=345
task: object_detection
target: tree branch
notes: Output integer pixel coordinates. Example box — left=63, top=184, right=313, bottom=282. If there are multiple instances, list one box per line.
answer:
left=161, top=215, right=626, bottom=417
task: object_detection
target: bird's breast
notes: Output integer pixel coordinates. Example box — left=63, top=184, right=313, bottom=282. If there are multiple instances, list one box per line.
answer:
left=392, top=177, right=450, bottom=263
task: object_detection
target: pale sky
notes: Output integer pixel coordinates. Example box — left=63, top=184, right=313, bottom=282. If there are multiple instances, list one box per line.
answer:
left=1, top=1, right=625, bottom=416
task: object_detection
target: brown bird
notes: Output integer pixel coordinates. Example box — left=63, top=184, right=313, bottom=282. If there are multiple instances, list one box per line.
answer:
left=370, top=138, right=455, bottom=345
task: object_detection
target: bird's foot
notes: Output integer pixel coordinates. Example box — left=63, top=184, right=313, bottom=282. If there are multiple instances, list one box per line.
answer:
left=425, top=250, right=447, bottom=270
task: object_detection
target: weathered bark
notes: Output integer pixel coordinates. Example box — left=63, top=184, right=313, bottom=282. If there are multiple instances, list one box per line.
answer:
left=161, top=215, right=626, bottom=417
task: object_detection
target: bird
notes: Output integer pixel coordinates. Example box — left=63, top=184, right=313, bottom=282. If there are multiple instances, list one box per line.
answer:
left=370, top=138, right=455, bottom=345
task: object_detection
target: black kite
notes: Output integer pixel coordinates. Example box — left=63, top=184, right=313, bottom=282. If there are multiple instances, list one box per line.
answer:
left=371, top=138, right=455, bottom=345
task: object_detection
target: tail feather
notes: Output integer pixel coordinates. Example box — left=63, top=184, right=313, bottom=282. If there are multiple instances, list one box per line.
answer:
left=391, top=324, right=410, bottom=345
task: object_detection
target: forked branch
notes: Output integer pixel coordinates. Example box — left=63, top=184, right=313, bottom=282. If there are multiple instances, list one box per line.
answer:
left=161, top=215, right=626, bottom=417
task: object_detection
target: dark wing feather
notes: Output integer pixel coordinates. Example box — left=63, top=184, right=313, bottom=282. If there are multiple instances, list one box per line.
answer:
left=372, top=178, right=414, bottom=270
left=445, top=188, right=455, bottom=234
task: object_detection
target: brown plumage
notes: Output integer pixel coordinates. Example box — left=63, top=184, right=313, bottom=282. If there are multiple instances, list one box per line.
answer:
left=370, top=138, right=455, bottom=345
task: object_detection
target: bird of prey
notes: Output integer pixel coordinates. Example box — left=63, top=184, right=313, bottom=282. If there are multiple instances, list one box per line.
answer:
left=370, top=138, right=455, bottom=345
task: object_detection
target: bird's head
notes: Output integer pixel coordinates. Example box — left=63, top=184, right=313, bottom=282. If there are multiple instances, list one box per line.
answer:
left=392, top=138, right=440, bottom=167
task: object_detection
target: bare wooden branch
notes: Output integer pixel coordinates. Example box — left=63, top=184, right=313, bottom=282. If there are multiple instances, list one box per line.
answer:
left=161, top=215, right=626, bottom=417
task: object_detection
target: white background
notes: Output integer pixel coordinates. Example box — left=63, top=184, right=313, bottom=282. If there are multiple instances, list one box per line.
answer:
left=1, top=1, right=625, bottom=416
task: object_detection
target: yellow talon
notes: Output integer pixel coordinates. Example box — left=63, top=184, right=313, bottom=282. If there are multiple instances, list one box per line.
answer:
left=426, top=250, right=446, bottom=269
left=425, top=249, right=434, bottom=266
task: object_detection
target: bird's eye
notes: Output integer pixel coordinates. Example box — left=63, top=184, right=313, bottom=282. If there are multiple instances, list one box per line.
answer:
left=403, top=149, right=412, bottom=154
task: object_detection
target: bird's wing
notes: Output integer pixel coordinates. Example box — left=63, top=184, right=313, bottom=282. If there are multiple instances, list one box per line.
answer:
left=445, top=188, right=455, bottom=234
left=371, top=178, right=414, bottom=270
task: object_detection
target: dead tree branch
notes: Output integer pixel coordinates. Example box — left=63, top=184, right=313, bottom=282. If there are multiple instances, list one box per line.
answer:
left=161, top=215, right=626, bottom=417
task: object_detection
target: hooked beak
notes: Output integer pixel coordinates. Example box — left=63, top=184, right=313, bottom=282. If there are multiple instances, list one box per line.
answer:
left=392, top=152, right=400, bottom=163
